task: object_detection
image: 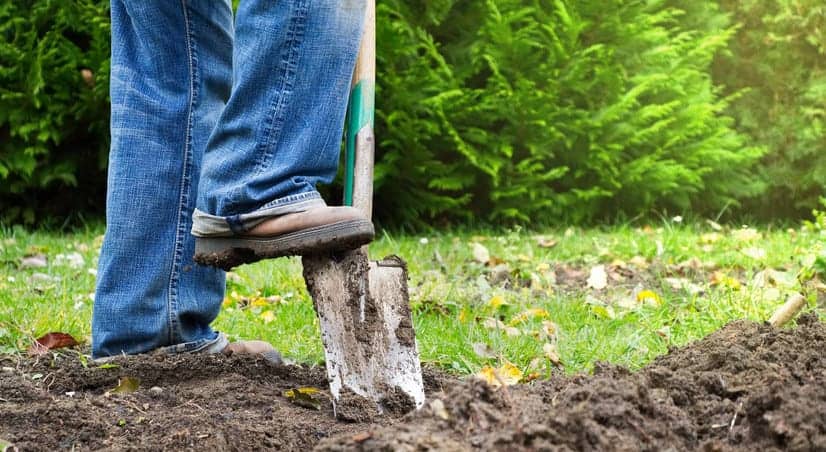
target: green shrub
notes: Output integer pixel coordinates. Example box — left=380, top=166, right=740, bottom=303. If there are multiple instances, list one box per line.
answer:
left=374, top=0, right=764, bottom=225
left=714, top=1, right=826, bottom=217
left=0, top=0, right=110, bottom=223
left=0, top=0, right=767, bottom=226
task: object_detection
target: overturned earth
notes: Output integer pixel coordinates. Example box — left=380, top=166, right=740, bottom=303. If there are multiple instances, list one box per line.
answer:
left=2, top=314, right=826, bottom=451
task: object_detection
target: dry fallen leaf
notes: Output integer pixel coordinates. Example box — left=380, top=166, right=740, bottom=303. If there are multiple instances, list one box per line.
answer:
left=536, top=236, right=558, bottom=248
left=283, top=387, right=322, bottom=410
left=586, top=265, right=608, bottom=290
left=55, top=252, right=85, bottom=269
left=741, top=247, right=767, bottom=260
left=710, top=271, right=742, bottom=290
left=472, top=243, right=490, bottom=264
left=260, top=311, right=276, bottom=324
left=543, top=343, right=563, bottom=366
left=458, top=307, right=470, bottom=323
left=541, top=320, right=558, bottom=339
left=590, top=304, right=615, bottom=320
left=636, top=290, right=663, bottom=307
left=628, top=255, right=649, bottom=269
left=109, top=377, right=140, bottom=394
left=250, top=297, right=270, bottom=308
left=481, top=317, right=521, bottom=336
left=664, top=277, right=704, bottom=295
left=732, top=227, right=762, bottom=243
left=509, top=308, right=550, bottom=325
left=476, top=362, right=523, bottom=387
left=472, top=342, right=497, bottom=359
left=487, top=295, right=508, bottom=309
left=28, top=332, right=79, bottom=356
left=752, top=269, right=797, bottom=289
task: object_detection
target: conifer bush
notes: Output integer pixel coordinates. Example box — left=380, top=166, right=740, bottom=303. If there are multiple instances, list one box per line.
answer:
left=714, top=1, right=826, bottom=217
left=0, top=0, right=772, bottom=225
left=373, top=0, right=763, bottom=224
left=0, top=0, right=110, bottom=223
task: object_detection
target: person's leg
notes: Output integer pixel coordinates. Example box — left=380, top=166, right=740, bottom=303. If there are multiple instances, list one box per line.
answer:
left=92, top=0, right=234, bottom=359
left=192, top=0, right=371, bottom=269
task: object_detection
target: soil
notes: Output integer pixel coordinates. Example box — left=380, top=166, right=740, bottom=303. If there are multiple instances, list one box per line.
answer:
left=3, top=314, right=826, bottom=451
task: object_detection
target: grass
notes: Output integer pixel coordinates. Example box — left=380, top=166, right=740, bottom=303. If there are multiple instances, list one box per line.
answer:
left=1, top=221, right=824, bottom=379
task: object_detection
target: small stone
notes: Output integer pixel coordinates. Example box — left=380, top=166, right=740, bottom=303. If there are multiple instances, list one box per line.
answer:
left=20, top=254, right=47, bottom=268
left=488, top=264, right=511, bottom=286
left=429, top=399, right=450, bottom=420
left=149, top=386, right=163, bottom=395
left=30, top=272, right=59, bottom=284
left=1, top=367, right=14, bottom=373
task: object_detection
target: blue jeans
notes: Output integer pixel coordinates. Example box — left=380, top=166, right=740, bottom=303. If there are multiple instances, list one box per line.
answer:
left=92, top=0, right=365, bottom=359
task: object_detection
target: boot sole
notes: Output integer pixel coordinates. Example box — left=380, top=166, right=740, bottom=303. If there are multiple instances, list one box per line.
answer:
left=194, top=219, right=375, bottom=270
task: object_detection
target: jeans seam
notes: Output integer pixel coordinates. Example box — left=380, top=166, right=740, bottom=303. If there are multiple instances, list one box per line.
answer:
left=230, top=0, right=309, bottom=206
left=169, top=0, right=199, bottom=345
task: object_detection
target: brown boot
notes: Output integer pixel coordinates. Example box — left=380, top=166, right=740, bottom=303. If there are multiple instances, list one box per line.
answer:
left=194, top=206, right=374, bottom=270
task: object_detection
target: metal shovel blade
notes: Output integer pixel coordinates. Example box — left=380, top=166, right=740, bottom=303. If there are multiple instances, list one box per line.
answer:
left=302, top=249, right=425, bottom=414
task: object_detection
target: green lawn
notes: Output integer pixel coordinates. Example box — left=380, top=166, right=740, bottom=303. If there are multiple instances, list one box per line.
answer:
left=1, top=221, right=824, bottom=380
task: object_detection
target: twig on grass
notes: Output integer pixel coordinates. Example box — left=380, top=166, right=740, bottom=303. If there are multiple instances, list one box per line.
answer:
left=769, top=293, right=807, bottom=328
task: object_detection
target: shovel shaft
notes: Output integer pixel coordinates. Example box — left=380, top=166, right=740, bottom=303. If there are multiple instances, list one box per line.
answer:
left=344, top=0, right=376, bottom=219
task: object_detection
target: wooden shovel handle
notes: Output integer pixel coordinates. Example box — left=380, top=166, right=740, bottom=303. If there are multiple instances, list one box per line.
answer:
left=349, top=0, right=376, bottom=221
left=353, top=1, right=375, bottom=90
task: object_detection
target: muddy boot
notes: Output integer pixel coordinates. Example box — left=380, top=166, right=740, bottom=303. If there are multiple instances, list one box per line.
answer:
left=223, top=340, right=283, bottom=365
left=193, top=206, right=374, bottom=270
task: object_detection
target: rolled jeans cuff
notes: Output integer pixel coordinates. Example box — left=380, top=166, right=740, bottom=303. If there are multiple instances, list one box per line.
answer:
left=191, top=191, right=327, bottom=237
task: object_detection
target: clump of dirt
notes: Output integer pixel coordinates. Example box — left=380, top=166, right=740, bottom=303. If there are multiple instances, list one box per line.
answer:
left=2, top=315, right=826, bottom=451
left=0, top=353, right=444, bottom=451
left=319, top=313, right=826, bottom=451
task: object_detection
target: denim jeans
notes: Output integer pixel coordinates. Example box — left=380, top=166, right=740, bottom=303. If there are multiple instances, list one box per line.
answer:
left=92, top=0, right=365, bottom=359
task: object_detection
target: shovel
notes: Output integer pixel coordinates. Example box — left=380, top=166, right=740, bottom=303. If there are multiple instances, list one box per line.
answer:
left=301, top=0, right=426, bottom=415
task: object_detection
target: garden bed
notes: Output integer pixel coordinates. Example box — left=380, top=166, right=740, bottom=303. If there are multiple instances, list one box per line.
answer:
left=3, top=314, right=826, bottom=451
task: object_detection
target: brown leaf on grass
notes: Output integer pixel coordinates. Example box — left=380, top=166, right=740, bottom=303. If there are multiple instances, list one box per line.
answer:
left=628, top=256, right=649, bottom=269
left=710, top=271, right=742, bottom=290
left=740, top=246, right=767, bottom=260
left=472, top=243, right=490, bottom=264
left=472, top=342, right=497, bottom=359
left=586, top=265, right=608, bottom=290
left=476, top=362, right=523, bottom=387
left=509, top=308, right=550, bottom=325
left=488, top=256, right=506, bottom=267
left=732, top=227, right=762, bottom=243
left=536, top=236, right=558, bottom=248
left=543, top=343, right=563, bottom=366
left=28, top=332, right=79, bottom=356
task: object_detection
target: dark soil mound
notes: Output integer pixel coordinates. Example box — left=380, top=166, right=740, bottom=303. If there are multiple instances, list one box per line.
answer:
left=2, top=314, right=826, bottom=451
